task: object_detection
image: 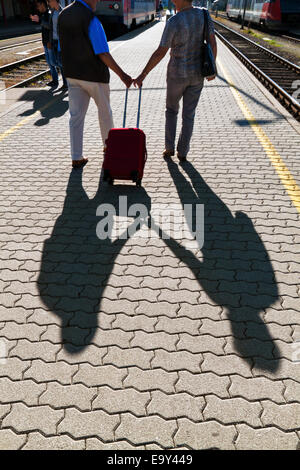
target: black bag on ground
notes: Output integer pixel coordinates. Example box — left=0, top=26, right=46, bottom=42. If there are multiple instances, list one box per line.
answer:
left=201, top=8, right=217, bottom=77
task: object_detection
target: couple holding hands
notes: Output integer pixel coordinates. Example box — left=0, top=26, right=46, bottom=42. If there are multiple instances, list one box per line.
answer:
left=58, top=0, right=217, bottom=168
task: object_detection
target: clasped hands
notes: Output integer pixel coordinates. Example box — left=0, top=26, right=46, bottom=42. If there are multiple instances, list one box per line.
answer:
left=120, top=72, right=146, bottom=89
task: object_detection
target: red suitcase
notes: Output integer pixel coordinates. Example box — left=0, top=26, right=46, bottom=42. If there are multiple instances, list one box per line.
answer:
left=102, top=87, right=147, bottom=187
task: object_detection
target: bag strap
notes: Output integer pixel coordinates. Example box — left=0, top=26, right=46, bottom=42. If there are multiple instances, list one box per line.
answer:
left=123, top=87, right=143, bottom=129
left=203, top=8, right=209, bottom=44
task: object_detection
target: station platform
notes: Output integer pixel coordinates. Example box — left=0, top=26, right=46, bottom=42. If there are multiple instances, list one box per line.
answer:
left=0, top=20, right=41, bottom=41
left=0, top=19, right=300, bottom=450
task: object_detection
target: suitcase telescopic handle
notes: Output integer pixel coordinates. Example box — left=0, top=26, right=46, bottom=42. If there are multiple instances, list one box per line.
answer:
left=123, top=86, right=142, bottom=129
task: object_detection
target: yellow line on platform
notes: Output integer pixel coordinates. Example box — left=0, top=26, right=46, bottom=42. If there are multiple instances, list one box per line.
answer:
left=0, top=94, right=63, bottom=143
left=0, top=41, right=129, bottom=145
left=217, top=58, right=300, bottom=215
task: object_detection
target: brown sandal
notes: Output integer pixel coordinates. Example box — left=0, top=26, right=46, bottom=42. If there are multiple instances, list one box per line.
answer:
left=72, top=158, right=88, bottom=169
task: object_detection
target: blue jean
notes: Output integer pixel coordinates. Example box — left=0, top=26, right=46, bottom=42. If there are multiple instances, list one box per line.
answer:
left=44, top=45, right=58, bottom=83
left=165, top=75, right=204, bottom=157
left=52, top=40, right=67, bottom=86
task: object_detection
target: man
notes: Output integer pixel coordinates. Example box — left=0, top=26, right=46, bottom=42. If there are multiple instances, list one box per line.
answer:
left=48, top=0, right=68, bottom=89
left=58, top=0, right=132, bottom=168
left=30, top=0, right=58, bottom=88
left=134, top=0, right=217, bottom=162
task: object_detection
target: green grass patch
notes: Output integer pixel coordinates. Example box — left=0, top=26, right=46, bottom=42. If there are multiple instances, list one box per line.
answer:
left=246, top=29, right=281, bottom=47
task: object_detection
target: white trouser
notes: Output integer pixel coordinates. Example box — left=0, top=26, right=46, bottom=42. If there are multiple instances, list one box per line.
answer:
left=67, top=77, right=114, bottom=160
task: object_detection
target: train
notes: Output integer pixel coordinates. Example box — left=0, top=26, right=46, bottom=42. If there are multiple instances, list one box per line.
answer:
left=226, top=0, right=300, bottom=30
left=95, top=0, right=158, bottom=32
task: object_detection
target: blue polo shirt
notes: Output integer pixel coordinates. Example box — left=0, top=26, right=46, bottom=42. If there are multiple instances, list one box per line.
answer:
left=76, top=0, right=109, bottom=54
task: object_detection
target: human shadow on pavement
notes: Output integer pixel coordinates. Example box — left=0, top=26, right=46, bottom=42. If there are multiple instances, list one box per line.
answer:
left=37, top=169, right=152, bottom=354
left=164, top=159, right=280, bottom=373
left=17, top=89, right=68, bottom=126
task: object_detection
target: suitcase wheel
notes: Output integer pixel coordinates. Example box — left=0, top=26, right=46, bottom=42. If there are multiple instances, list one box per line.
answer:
left=131, top=170, right=139, bottom=183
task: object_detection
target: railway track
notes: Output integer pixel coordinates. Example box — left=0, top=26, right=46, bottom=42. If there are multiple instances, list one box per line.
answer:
left=0, top=38, right=42, bottom=52
left=212, top=11, right=300, bottom=44
left=281, top=34, right=300, bottom=45
left=0, top=52, right=50, bottom=90
left=213, top=20, right=300, bottom=121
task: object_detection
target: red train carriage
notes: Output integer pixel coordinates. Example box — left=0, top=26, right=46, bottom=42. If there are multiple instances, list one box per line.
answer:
left=226, top=0, right=300, bottom=30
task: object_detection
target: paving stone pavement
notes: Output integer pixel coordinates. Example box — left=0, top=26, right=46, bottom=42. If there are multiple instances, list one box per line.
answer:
left=0, top=19, right=300, bottom=450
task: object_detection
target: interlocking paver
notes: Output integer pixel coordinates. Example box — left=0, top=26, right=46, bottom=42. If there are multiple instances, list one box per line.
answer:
left=39, top=382, right=96, bottom=411
left=99, top=298, right=138, bottom=316
left=0, top=307, right=31, bottom=323
left=252, top=357, right=300, bottom=382
left=0, top=377, right=46, bottom=406
left=156, top=317, right=201, bottom=336
left=23, top=432, right=85, bottom=450
left=73, top=364, right=127, bottom=388
left=0, top=357, right=31, bottom=381
left=176, top=371, right=230, bottom=398
left=203, top=395, right=262, bottom=427
left=200, top=318, right=245, bottom=338
left=177, top=333, right=225, bottom=355
left=2, top=403, right=63, bottom=435
left=175, top=419, right=236, bottom=450
left=136, top=301, right=178, bottom=318
left=58, top=408, right=119, bottom=440
left=0, top=293, right=21, bottom=308
left=10, top=339, right=60, bottom=362
left=235, top=424, right=299, bottom=450
left=88, top=328, right=134, bottom=349
left=283, top=379, right=300, bottom=402
left=224, top=336, right=274, bottom=359
left=115, top=413, right=177, bottom=448
left=142, top=276, right=179, bottom=290
left=0, top=322, right=46, bottom=342
left=131, top=331, right=177, bottom=352
left=147, top=391, right=204, bottom=421
left=24, top=359, right=77, bottom=385
left=93, top=386, right=150, bottom=416
left=261, top=401, right=300, bottom=431
left=229, top=375, right=285, bottom=403
left=177, top=303, right=222, bottom=320
left=112, top=313, right=156, bottom=332
left=103, top=345, right=154, bottom=369
left=152, top=349, right=201, bottom=373
left=124, top=367, right=177, bottom=393
left=0, top=405, right=11, bottom=420
left=0, top=429, right=27, bottom=450
left=158, top=289, right=200, bottom=304
left=86, top=439, right=144, bottom=450
left=202, top=352, right=252, bottom=378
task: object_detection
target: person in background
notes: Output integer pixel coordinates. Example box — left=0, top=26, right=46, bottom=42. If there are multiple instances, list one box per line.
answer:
left=30, top=0, right=59, bottom=88
left=48, top=0, right=68, bottom=89
left=134, top=0, right=217, bottom=162
left=58, top=0, right=132, bottom=168
left=158, top=1, right=164, bottom=21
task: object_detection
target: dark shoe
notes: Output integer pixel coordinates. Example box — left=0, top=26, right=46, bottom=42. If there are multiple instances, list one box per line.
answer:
left=47, top=80, right=58, bottom=88
left=72, top=158, right=88, bottom=169
left=163, top=149, right=175, bottom=158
